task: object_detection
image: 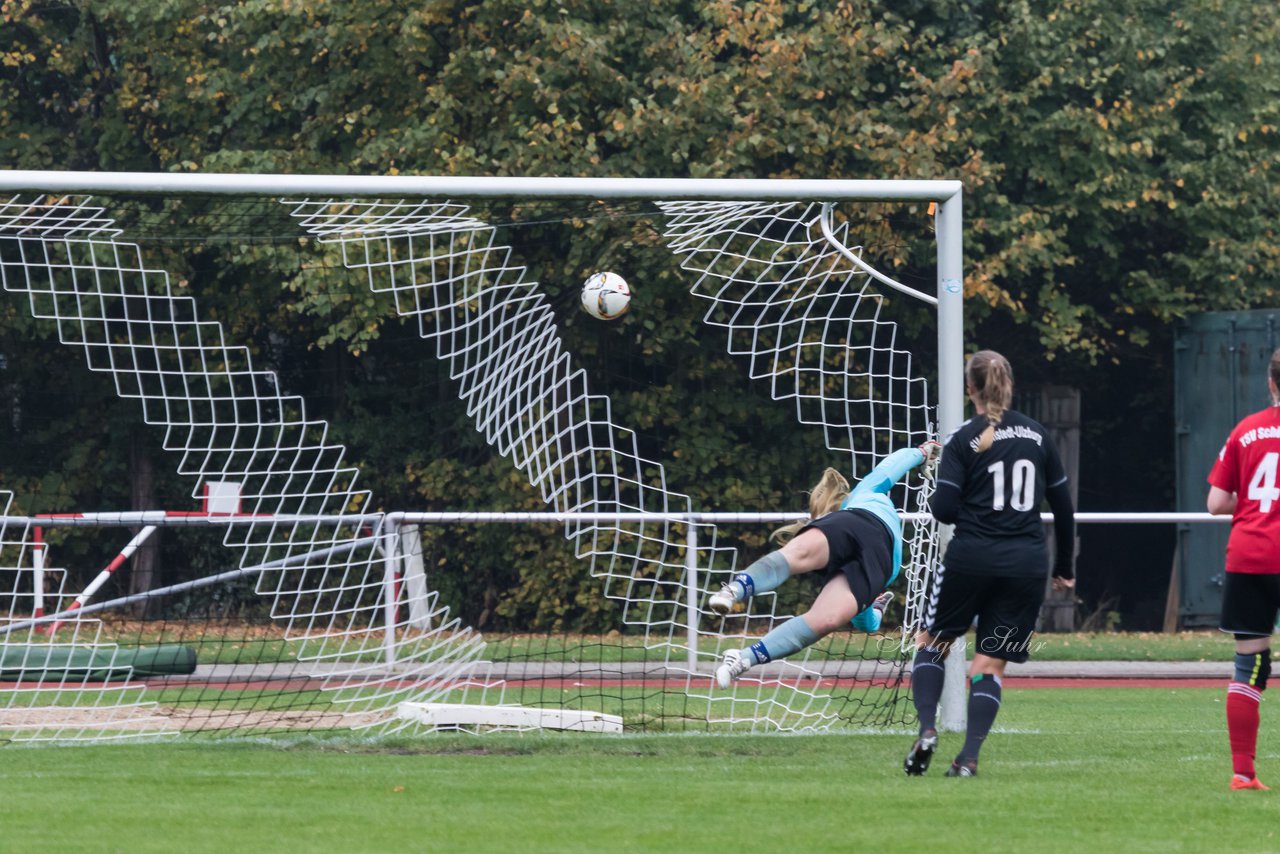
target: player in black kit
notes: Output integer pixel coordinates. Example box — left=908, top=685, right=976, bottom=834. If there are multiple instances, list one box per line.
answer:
left=904, top=350, right=1076, bottom=777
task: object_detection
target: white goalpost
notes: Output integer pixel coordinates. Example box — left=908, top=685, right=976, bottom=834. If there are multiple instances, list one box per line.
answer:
left=0, top=171, right=965, bottom=741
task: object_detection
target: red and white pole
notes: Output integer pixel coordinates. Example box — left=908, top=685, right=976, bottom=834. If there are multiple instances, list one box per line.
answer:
left=50, top=525, right=157, bottom=633
left=32, top=527, right=46, bottom=627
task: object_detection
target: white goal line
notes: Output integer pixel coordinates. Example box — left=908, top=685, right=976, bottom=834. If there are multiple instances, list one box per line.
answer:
left=396, top=703, right=624, bottom=734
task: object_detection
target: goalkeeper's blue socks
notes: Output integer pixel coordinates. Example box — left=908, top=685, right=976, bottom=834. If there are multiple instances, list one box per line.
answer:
left=727, top=551, right=791, bottom=603
left=911, top=645, right=947, bottom=734
left=746, top=615, right=820, bottom=665
left=957, top=673, right=1002, bottom=764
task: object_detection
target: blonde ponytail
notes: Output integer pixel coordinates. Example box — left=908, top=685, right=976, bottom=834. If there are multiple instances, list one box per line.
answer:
left=771, top=467, right=850, bottom=544
left=966, top=350, right=1014, bottom=453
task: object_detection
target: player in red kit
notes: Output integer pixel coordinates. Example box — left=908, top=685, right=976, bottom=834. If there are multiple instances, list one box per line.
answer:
left=1207, top=348, right=1280, bottom=791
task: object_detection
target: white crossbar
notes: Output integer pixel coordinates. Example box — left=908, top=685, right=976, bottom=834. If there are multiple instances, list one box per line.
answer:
left=0, top=170, right=962, bottom=201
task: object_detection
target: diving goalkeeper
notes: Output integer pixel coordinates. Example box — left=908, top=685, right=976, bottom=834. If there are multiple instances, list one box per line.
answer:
left=709, top=441, right=939, bottom=688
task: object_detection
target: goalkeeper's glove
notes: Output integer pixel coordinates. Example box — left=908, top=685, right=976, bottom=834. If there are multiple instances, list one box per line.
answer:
left=917, top=440, right=942, bottom=468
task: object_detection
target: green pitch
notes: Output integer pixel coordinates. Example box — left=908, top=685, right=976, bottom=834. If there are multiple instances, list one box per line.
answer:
left=1, top=688, right=1273, bottom=853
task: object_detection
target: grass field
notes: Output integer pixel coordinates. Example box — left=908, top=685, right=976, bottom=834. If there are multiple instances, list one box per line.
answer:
left=1028, top=631, right=1227, bottom=662
left=2, top=686, right=1275, bottom=853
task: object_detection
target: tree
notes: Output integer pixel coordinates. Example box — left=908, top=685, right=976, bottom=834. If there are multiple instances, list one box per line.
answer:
left=2, top=0, right=1279, bottom=626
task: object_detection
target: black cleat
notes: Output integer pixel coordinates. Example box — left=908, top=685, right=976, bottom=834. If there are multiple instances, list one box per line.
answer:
left=944, top=759, right=978, bottom=777
left=903, top=730, right=938, bottom=776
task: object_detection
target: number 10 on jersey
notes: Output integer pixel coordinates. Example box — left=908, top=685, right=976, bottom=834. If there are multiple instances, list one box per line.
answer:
left=987, top=459, right=1036, bottom=511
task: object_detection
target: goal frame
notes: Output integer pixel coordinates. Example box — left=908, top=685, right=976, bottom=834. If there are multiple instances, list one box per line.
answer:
left=0, top=169, right=965, bottom=454
left=0, top=170, right=968, bottom=731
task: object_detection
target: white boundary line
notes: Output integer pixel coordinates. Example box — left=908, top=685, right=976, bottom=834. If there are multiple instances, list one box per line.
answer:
left=396, top=702, right=624, bottom=734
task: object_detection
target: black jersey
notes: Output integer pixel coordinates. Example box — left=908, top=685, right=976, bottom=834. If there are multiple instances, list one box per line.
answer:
left=932, top=410, right=1071, bottom=578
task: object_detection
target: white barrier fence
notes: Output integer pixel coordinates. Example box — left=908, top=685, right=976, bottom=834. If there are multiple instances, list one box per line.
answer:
left=1, top=509, right=1227, bottom=642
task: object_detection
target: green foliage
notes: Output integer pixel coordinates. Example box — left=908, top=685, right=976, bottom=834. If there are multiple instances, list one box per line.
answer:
left=954, top=1, right=1280, bottom=367
left=2, top=0, right=1279, bottom=626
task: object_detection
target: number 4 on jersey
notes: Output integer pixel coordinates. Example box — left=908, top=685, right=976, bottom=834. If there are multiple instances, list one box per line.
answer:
left=1248, top=452, right=1280, bottom=512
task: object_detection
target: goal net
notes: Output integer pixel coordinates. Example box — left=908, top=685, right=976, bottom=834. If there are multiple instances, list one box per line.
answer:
left=0, top=174, right=961, bottom=742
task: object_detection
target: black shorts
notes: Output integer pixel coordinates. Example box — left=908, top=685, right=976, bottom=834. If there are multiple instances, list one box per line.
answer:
left=1220, top=572, right=1280, bottom=637
left=925, top=566, right=1046, bottom=663
left=799, top=509, right=894, bottom=610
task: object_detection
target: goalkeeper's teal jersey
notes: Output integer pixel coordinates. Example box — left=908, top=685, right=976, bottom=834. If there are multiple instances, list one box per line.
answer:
left=840, top=446, right=925, bottom=632
left=840, top=446, right=923, bottom=582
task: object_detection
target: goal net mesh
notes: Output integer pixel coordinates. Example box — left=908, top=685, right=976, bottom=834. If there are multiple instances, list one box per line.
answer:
left=0, top=189, right=940, bottom=742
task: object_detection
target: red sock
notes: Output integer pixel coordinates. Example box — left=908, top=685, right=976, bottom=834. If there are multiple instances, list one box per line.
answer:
left=1227, top=681, right=1263, bottom=779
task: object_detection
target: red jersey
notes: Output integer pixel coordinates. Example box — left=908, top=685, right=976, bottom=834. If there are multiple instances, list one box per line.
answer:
left=1208, top=406, right=1280, bottom=574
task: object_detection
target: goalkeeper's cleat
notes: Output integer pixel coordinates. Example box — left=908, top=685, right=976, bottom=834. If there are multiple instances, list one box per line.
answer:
left=1231, top=774, right=1271, bottom=791
left=708, top=583, right=745, bottom=616
left=851, top=590, right=894, bottom=634
left=903, top=730, right=938, bottom=776
left=714, top=649, right=752, bottom=689
left=944, top=759, right=978, bottom=778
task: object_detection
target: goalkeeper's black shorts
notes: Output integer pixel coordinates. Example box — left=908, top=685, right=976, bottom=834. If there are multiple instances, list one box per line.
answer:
left=800, top=508, right=894, bottom=611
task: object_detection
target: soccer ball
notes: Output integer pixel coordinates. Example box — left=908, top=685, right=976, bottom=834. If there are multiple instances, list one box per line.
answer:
left=580, top=272, right=631, bottom=321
